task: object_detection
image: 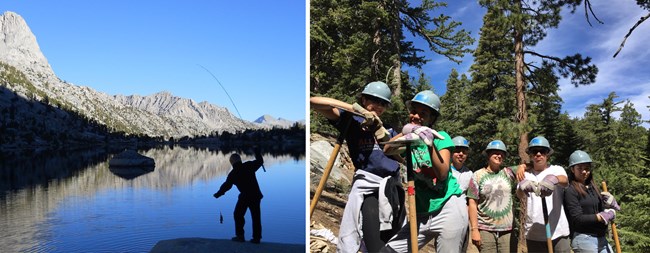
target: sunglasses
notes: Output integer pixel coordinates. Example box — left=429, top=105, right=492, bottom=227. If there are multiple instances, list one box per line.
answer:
left=528, top=148, right=549, bottom=155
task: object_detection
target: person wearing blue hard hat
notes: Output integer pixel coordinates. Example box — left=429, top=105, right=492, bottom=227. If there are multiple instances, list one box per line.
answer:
left=451, top=136, right=474, bottom=252
left=563, top=150, right=618, bottom=253
left=382, top=90, right=466, bottom=253
left=516, top=136, right=571, bottom=253
left=467, top=140, right=517, bottom=252
left=311, top=81, right=404, bottom=253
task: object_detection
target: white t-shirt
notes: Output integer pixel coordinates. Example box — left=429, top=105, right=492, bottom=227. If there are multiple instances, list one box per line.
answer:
left=451, top=164, right=473, bottom=194
left=519, top=165, right=570, bottom=241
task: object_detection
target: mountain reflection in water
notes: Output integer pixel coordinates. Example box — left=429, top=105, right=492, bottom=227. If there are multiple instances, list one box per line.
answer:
left=0, top=145, right=305, bottom=252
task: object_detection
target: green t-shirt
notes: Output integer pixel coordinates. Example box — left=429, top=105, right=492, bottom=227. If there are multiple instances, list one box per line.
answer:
left=407, top=131, right=462, bottom=214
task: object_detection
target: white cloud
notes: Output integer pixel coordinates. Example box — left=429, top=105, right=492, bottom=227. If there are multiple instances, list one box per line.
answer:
left=419, top=2, right=650, bottom=128
left=535, top=1, right=650, bottom=127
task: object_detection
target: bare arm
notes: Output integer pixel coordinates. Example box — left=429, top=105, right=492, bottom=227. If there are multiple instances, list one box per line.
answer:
left=468, top=198, right=481, bottom=248
left=383, top=133, right=405, bottom=155
left=514, top=164, right=529, bottom=181
left=557, top=175, right=569, bottom=187
left=310, top=97, right=352, bottom=120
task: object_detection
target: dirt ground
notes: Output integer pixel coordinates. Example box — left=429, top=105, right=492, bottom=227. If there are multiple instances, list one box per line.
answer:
left=309, top=134, right=479, bottom=253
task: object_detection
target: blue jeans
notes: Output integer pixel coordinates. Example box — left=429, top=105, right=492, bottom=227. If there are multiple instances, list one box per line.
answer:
left=571, top=233, right=613, bottom=253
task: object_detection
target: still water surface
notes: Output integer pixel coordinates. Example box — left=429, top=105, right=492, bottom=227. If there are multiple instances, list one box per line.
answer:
left=0, top=146, right=305, bottom=252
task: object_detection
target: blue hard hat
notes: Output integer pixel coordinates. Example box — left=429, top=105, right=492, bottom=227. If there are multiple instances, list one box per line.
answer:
left=361, top=81, right=392, bottom=104
left=483, top=140, right=507, bottom=154
left=527, top=136, right=554, bottom=155
left=569, top=150, right=592, bottom=167
left=406, top=90, right=441, bottom=113
left=452, top=136, right=470, bottom=148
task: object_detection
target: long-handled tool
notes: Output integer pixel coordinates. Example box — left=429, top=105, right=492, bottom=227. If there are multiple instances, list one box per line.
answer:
left=601, top=181, right=622, bottom=253
left=405, top=143, right=419, bottom=253
left=381, top=138, right=422, bottom=253
left=309, top=111, right=354, bottom=218
left=541, top=197, right=554, bottom=253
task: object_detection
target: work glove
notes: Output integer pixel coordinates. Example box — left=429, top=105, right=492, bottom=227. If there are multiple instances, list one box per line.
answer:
left=538, top=174, right=559, bottom=197
left=213, top=192, right=223, bottom=199
left=374, top=126, right=390, bottom=142
left=402, top=124, right=434, bottom=146
left=598, top=209, right=616, bottom=225
left=601, top=192, right=621, bottom=211
left=518, top=179, right=538, bottom=196
left=352, top=103, right=381, bottom=129
left=394, top=133, right=421, bottom=144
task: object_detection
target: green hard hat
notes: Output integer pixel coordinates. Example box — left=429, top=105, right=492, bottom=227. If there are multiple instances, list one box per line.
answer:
left=407, top=90, right=441, bottom=113
left=569, top=150, right=592, bottom=167
left=526, top=136, right=554, bottom=155
left=452, top=136, right=470, bottom=148
left=483, top=140, right=507, bottom=154
left=361, top=81, right=392, bottom=104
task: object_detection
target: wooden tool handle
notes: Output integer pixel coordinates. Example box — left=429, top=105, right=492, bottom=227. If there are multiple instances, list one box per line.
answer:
left=601, top=181, right=622, bottom=253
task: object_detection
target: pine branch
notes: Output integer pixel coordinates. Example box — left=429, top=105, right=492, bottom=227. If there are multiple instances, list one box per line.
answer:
left=613, top=12, right=650, bottom=58
left=523, top=50, right=563, bottom=63
left=584, top=0, right=604, bottom=27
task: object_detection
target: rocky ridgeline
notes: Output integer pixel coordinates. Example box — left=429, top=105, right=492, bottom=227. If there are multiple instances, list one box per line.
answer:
left=0, top=11, right=294, bottom=140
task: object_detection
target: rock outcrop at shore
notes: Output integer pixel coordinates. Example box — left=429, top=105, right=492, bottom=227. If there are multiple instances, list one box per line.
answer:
left=149, top=238, right=305, bottom=253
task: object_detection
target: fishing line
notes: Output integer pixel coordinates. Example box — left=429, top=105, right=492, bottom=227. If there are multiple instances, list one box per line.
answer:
left=198, top=64, right=243, bottom=119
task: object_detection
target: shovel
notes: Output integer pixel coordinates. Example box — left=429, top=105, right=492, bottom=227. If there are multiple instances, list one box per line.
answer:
left=602, top=181, right=621, bottom=253
left=309, top=108, right=357, bottom=218
left=381, top=138, right=421, bottom=253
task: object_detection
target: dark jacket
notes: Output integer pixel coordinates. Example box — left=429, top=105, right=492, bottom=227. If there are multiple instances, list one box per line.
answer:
left=215, top=152, right=264, bottom=200
left=332, top=110, right=400, bottom=178
left=563, top=183, right=608, bottom=237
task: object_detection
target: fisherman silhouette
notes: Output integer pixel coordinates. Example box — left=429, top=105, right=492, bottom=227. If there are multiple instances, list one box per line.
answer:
left=213, top=148, right=264, bottom=244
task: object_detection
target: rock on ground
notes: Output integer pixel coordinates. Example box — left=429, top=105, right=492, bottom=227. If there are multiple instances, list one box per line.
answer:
left=149, top=238, right=305, bottom=253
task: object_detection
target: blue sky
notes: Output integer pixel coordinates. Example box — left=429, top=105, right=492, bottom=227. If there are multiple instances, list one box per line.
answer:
left=2, top=1, right=306, bottom=122
left=408, top=1, right=650, bottom=128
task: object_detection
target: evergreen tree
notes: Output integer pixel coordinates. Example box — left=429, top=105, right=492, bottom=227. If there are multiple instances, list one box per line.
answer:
left=464, top=3, right=519, bottom=169
left=439, top=69, right=471, bottom=138
left=574, top=92, right=650, bottom=252
left=310, top=0, right=473, bottom=133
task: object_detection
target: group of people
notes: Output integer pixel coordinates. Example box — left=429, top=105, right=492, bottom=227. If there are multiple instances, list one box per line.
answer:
left=311, top=81, right=621, bottom=253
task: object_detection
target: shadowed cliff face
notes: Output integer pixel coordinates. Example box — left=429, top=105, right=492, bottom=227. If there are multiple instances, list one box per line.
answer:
left=0, top=11, right=273, bottom=140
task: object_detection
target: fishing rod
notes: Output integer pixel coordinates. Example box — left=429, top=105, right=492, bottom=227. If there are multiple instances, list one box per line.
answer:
left=198, top=64, right=243, bottom=119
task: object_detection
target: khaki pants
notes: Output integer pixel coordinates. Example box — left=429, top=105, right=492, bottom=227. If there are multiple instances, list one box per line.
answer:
left=478, top=230, right=511, bottom=253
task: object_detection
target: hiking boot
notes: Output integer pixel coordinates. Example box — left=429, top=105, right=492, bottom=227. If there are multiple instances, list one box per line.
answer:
left=231, top=236, right=245, bottom=242
left=250, top=238, right=261, bottom=244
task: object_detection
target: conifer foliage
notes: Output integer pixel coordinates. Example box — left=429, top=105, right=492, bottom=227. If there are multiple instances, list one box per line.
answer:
left=310, top=1, right=650, bottom=251
left=310, top=0, right=473, bottom=133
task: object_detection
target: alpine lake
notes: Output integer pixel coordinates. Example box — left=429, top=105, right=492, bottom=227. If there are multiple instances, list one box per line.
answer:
left=0, top=145, right=306, bottom=252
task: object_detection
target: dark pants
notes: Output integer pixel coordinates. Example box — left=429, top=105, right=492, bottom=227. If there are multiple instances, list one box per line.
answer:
left=234, top=197, right=262, bottom=240
left=361, top=193, right=401, bottom=252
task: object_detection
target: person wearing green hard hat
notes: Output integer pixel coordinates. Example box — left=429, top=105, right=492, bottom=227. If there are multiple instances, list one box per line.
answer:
left=311, top=81, right=404, bottom=253
left=451, top=136, right=474, bottom=252
left=563, top=150, right=618, bottom=253
left=382, top=90, right=466, bottom=253
left=467, top=140, right=517, bottom=252
left=515, top=136, right=571, bottom=253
